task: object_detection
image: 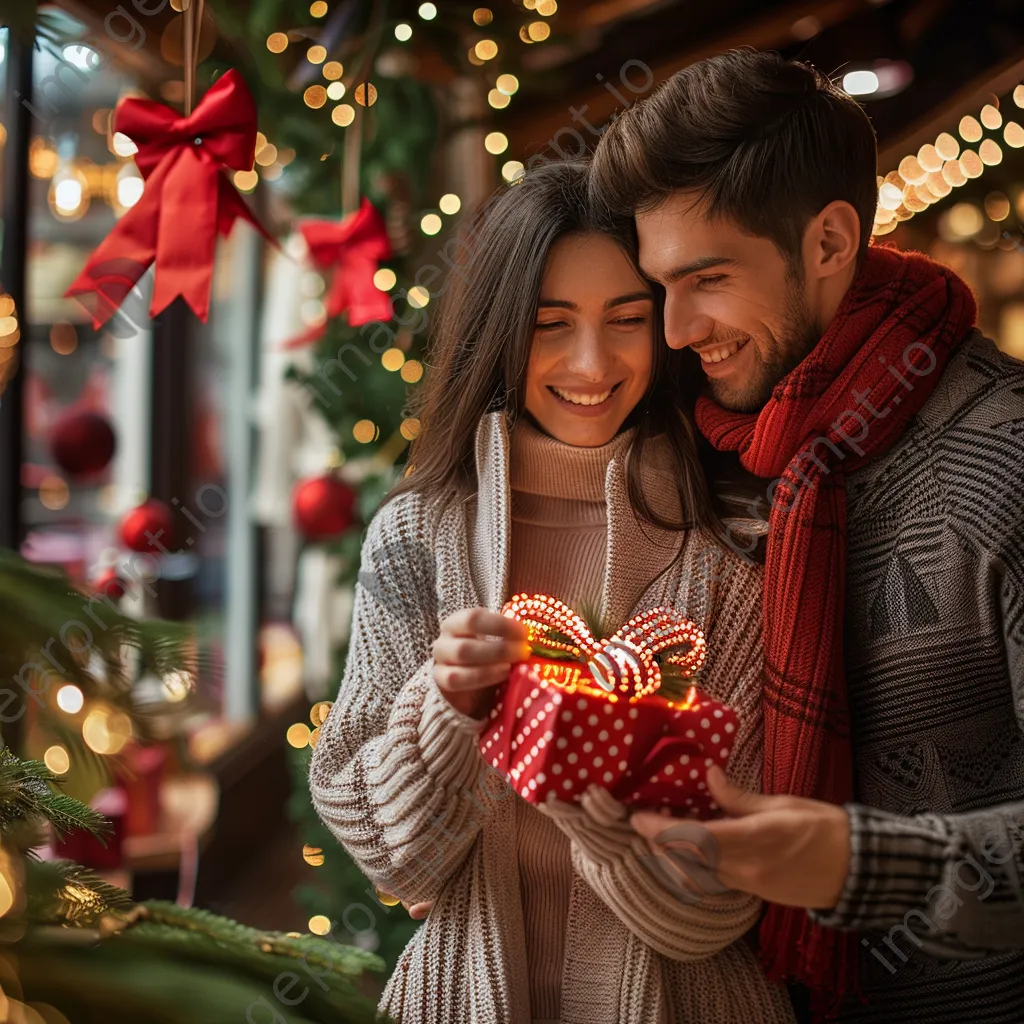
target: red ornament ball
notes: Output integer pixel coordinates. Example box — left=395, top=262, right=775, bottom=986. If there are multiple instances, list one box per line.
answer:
left=293, top=474, right=356, bottom=541
left=50, top=410, right=116, bottom=476
left=120, top=499, right=175, bottom=553
left=93, top=567, right=130, bottom=601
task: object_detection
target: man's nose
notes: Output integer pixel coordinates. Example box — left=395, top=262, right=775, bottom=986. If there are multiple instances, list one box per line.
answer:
left=664, top=295, right=715, bottom=350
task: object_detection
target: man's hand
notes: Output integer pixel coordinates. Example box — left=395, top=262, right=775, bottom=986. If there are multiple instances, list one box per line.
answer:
left=630, top=766, right=852, bottom=910
left=432, top=608, right=529, bottom=719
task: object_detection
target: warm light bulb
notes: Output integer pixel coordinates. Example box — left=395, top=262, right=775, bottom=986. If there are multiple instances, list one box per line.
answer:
left=354, top=83, right=377, bottom=106
left=234, top=169, right=259, bottom=192
left=502, top=159, right=525, bottom=183
left=418, top=2, right=437, bottom=19
left=323, top=61, right=343, bottom=80
left=878, top=182, right=903, bottom=210
left=527, top=21, right=551, bottom=41
left=536, top=0, right=557, bottom=14
left=935, top=132, right=960, bottom=161
left=496, top=74, right=519, bottom=95
left=115, top=171, right=144, bottom=209
left=327, top=82, right=346, bottom=100
left=304, top=85, right=328, bottom=109
left=53, top=177, right=83, bottom=213
left=475, top=40, right=498, bottom=60
left=980, top=104, right=1002, bottom=130
left=958, top=115, right=982, bottom=143
left=381, top=348, right=405, bottom=371
left=917, top=144, right=942, bottom=173
left=979, top=138, right=1002, bottom=166
left=485, top=132, right=509, bottom=155
left=307, top=45, right=327, bottom=64
left=374, top=268, right=397, bottom=290
left=473, top=8, right=493, bottom=25
left=408, top=286, right=430, bottom=308
left=111, top=132, right=137, bottom=157
left=309, top=915, right=332, bottom=935
left=842, top=70, right=878, bottom=96
left=287, top=722, right=311, bottom=747
left=310, top=1, right=328, bottom=15
left=395, top=23, right=412, bottom=41
left=400, top=417, right=422, bottom=439
left=44, top=745, right=70, bottom=774
left=439, top=193, right=461, bottom=215
left=420, top=213, right=442, bottom=235
left=57, top=684, right=84, bottom=714
left=267, top=32, right=288, bottom=53
left=331, top=102, right=354, bottom=126
left=400, top=361, right=423, bottom=384
left=352, top=419, right=377, bottom=443
left=488, top=89, right=510, bottom=109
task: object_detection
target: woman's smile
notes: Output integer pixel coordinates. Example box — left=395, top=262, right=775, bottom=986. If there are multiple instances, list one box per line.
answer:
left=547, top=381, right=623, bottom=414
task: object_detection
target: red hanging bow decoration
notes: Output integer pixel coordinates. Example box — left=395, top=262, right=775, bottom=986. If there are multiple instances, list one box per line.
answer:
left=285, top=199, right=393, bottom=348
left=65, top=69, right=271, bottom=329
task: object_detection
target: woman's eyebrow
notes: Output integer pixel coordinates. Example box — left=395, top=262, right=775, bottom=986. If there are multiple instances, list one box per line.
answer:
left=605, top=291, right=653, bottom=309
left=537, top=298, right=577, bottom=310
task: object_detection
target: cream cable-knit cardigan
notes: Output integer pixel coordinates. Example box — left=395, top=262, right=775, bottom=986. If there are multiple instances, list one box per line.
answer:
left=309, top=413, right=795, bottom=1024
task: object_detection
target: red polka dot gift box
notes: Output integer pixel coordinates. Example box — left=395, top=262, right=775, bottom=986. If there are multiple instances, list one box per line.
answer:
left=481, top=594, right=739, bottom=816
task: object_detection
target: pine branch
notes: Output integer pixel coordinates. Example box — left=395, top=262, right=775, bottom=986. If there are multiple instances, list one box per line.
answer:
left=27, top=859, right=134, bottom=926
left=39, top=795, right=111, bottom=841
left=0, top=748, right=110, bottom=842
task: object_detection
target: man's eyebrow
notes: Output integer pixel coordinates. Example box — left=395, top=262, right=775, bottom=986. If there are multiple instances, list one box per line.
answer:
left=655, top=256, right=739, bottom=284
left=604, top=291, right=652, bottom=309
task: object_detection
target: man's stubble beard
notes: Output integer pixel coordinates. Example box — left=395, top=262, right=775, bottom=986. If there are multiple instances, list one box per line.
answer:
left=707, top=273, right=822, bottom=414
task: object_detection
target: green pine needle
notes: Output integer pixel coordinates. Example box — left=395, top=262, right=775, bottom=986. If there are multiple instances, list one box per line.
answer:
left=0, top=748, right=109, bottom=842
left=27, top=859, right=134, bottom=926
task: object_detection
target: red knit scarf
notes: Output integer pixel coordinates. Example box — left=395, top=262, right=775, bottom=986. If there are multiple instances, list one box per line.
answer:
left=696, top=245, right=977, bottom=1015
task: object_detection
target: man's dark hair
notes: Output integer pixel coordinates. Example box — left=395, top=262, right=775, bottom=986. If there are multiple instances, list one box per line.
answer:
left=590, top=48, right=878, bottom=263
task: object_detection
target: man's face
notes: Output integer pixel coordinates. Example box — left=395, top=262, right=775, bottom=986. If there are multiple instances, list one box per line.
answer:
left=636, top=192, right=822, bottom=413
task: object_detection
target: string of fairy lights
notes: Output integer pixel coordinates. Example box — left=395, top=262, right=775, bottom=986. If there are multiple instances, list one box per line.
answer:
left=873, top=83, right=1024, bottom=240
left=257, top=0, right=549, bottom=461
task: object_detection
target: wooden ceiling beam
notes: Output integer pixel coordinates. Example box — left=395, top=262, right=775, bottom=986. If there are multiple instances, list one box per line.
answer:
left=504, top=0, right=868, bottom=158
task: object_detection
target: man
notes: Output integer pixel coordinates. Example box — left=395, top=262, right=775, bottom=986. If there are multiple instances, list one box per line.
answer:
left=590, top=49, right=1024, bottom=1023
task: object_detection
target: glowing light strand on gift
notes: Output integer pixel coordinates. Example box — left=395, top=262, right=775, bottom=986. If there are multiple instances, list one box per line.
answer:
left=873, top=82, right=1024, bottom=236
left=501, top=593, right=706, bottom=701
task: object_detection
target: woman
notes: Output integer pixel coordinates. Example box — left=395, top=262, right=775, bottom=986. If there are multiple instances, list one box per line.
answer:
left=309, top=162, right=793, bottom=1024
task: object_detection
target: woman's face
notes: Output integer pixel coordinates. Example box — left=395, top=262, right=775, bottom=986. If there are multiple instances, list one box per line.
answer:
left=525, top=232, right=654, bottom=448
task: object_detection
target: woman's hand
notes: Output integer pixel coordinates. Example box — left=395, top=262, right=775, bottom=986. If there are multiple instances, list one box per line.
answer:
left=432, top=608, right=529, bottom=719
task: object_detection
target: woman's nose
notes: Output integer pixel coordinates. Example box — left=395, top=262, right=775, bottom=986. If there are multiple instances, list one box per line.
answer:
left=563, top=328, right=612, bottom=379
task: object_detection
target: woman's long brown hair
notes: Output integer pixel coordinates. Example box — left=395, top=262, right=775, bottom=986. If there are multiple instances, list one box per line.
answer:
left=389, top=160, right=728, bottom=541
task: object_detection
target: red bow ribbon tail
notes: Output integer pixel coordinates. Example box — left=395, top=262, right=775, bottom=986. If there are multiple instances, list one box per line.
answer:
left=64, top=69, right=268, bottom=330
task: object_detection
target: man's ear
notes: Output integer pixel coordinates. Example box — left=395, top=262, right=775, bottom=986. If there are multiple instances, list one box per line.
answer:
left=803, top=200, right=860, bottom=282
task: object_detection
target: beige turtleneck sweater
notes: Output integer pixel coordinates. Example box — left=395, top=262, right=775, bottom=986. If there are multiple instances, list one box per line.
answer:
left=311, top=411, right=795, bottom=1024
left=508, top=418, right=630, bottom=1024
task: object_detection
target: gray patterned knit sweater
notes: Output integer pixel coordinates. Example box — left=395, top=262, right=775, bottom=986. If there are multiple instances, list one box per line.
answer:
left=805, top=332, right=1024, bottom=1023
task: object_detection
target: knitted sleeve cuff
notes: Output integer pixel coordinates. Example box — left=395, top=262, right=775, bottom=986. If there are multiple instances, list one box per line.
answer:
left=809, top=802, right=949, bottom=931
left=416, top=678, right=489, bottom=791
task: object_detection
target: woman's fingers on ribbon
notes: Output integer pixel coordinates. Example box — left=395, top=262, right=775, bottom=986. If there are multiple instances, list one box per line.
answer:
left=433, top=661, right=513, bottom=692
left=404, top=901, right=433, bottom=920
left=440, top=607, right=528, bottom=644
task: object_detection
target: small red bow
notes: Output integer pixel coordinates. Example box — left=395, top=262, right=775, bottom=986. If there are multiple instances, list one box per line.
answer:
left=285, top=199, right=393, bottom=348
left=502, top=593, right=707, bottom=701
left=65, top=69, right=270, bottom=329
